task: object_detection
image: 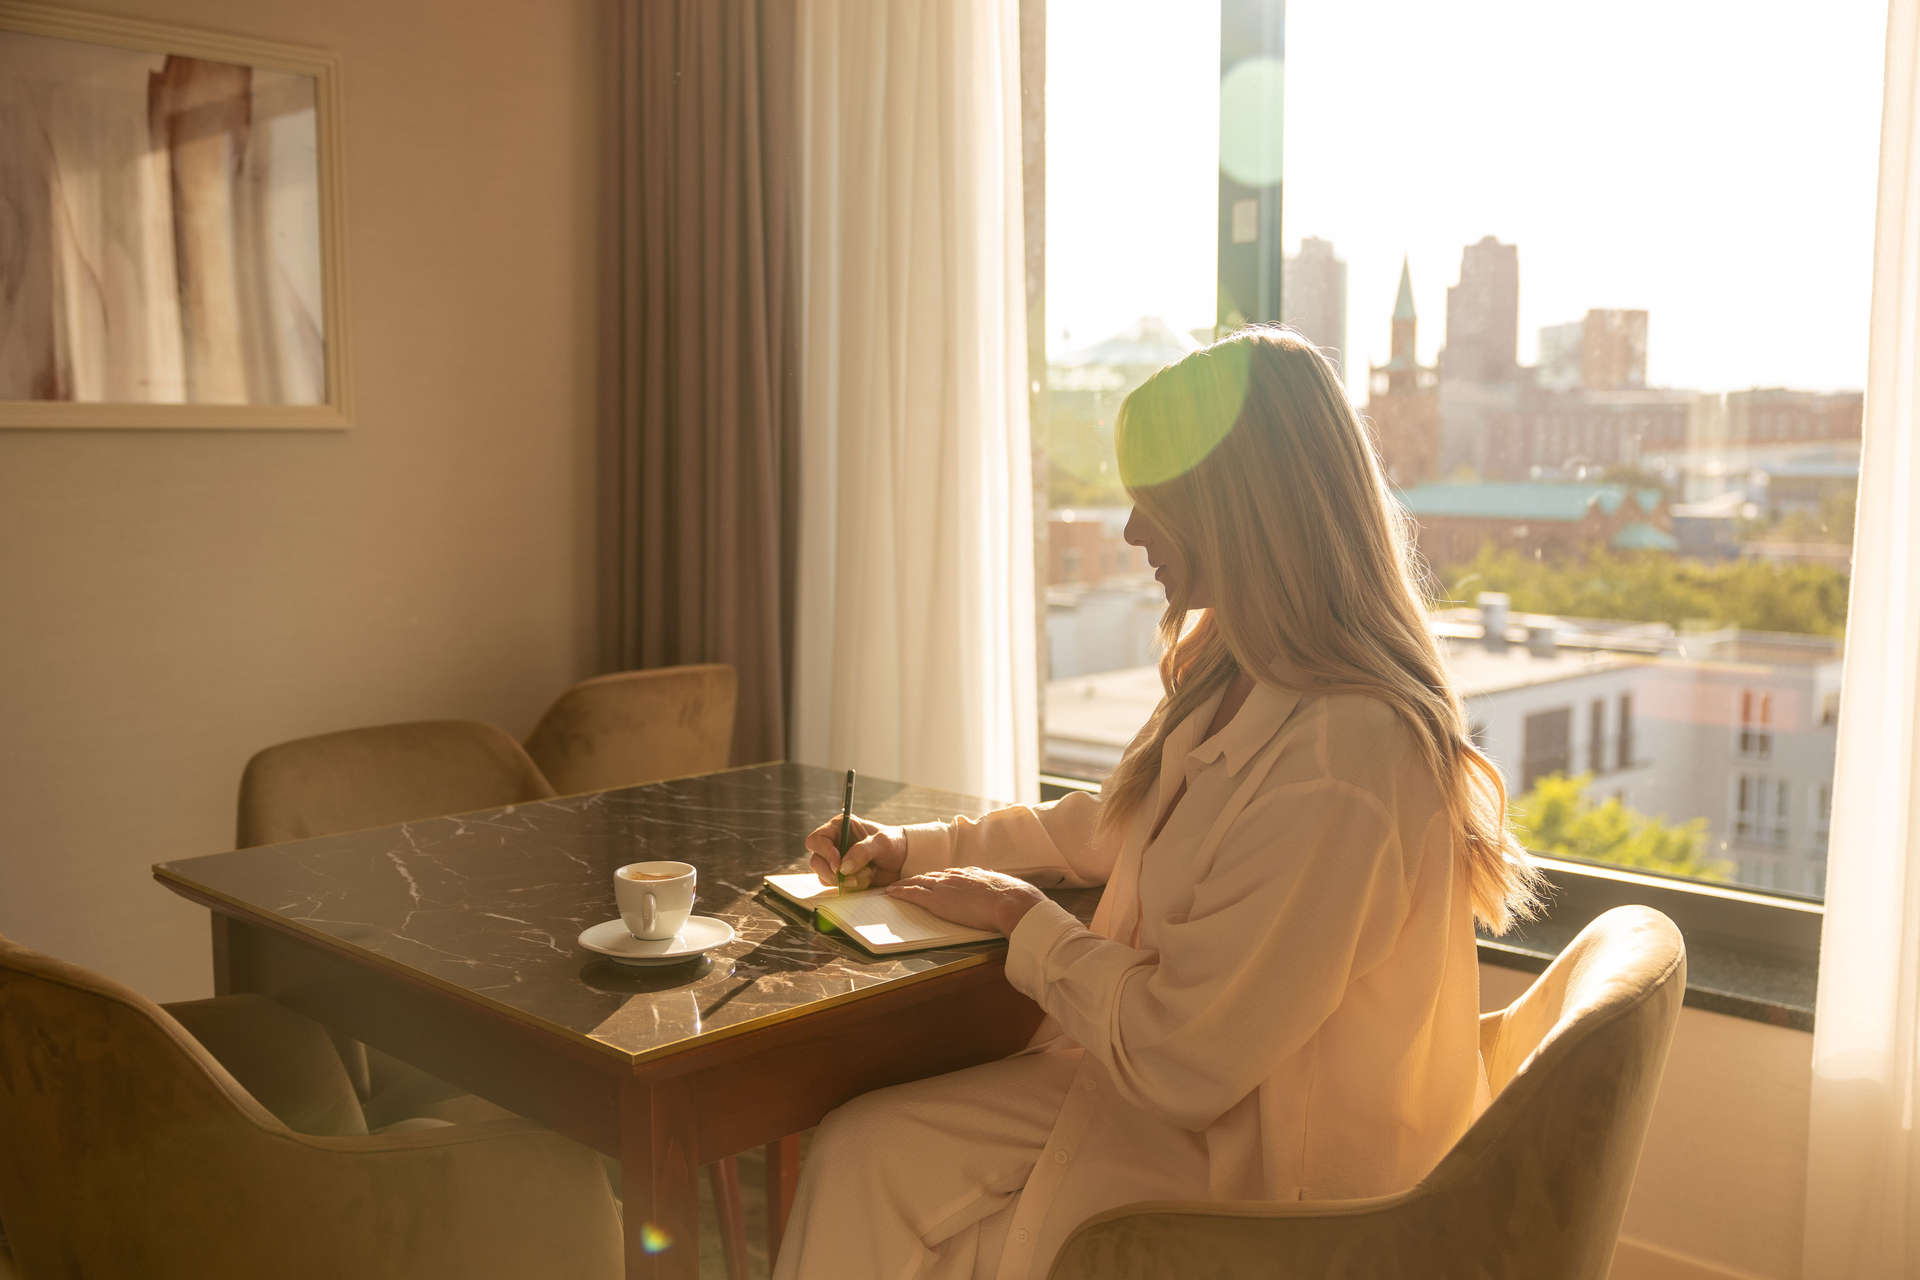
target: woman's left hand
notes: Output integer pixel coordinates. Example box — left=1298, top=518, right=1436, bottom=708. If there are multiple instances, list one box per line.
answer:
left=886, top=867, right=1046, bottom=936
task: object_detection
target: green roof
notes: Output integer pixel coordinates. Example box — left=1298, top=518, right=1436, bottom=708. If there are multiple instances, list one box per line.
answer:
left=1395, top=482, right=1663, bottom=523
left=1611, top=522, right=1680, bottom=551
left=1392, top=258, right=1417, bottom=322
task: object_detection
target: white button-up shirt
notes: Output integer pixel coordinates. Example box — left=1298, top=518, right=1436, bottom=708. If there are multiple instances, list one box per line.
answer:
left=902, top=680, right=1490, bottom=1276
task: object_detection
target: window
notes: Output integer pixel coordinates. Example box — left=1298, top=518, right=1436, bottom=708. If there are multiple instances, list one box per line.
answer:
left=1033, top=0, right=1879, bottom=908
left=1036, top=0, right=1257, bottom=781
left=1521, top=707, right=1572, bottom=791
left=1738, top=690, right=1772, bottom=760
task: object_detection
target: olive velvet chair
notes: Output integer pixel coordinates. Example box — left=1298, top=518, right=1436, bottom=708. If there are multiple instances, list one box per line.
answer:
left=522, top=664, right=738, bottom=797
left=0, top=935, right=621, bottom=1278
left=1046, top=905, right=1687, bottom=1280
left=234, top=714, right=758, bottom=1278
left=237, top=718, right=557, bottom=850
left=235, top=718, right=558, bottom=1126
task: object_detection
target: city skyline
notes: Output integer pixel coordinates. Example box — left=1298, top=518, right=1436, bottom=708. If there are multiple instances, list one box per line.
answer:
left=1047, top=0, right=1887, bottom=396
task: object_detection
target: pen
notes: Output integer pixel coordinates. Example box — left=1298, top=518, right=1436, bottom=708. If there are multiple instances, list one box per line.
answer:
left=835, top=768, right=856, bottom=896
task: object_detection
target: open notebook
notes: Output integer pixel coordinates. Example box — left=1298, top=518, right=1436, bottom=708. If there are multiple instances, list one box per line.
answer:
left=762, top=873, right=1002, bottom=955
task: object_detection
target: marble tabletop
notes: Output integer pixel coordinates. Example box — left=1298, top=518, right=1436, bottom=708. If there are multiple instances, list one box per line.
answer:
left=155, top=763, right=1099, bottom=1064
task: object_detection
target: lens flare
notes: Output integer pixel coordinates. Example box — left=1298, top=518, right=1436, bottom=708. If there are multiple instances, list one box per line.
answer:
left=639, top=1223, right=672, bottom=1255
left=1116, top=340, right=1252, bottom=489
left=1218, top=56, right=1285, bottom=188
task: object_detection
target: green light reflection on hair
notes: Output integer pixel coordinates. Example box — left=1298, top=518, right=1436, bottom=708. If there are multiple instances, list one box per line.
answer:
left=1115, top=338, right=1254, bottom=490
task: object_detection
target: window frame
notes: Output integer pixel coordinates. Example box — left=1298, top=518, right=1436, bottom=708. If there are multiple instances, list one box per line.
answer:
left=1025, top=0, right=1825, bottom=1024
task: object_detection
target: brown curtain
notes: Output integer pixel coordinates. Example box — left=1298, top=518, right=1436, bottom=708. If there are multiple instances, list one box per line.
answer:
left=601, top=0, right=799, bottom=764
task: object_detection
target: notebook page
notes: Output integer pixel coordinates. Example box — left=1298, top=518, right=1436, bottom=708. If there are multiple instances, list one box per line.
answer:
left=764, top=873, right=839, bottom=904
left=820, top=892, right=999, bottom=949
left=762, top=873, right=998, bottom=951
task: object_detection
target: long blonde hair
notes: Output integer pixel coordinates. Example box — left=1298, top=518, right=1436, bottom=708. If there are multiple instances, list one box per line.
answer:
left=1098, top=327, right=1542, bottom=933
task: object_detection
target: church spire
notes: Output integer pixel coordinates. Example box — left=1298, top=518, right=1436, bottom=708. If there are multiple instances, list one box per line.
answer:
left=1393, top=256, right=1417, bottom=322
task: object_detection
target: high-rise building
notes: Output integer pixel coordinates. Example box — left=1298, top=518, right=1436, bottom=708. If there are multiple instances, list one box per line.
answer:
left=1282, top=237, right=1348, bottom=382
left=1367, top=258, right=1439, bottom=486
left=1580, top=310, right=1648, bottom=391
left=1442, top=236, right=1520, bottom=384
left=1535, top=309, right=1650, bottom=392
left=1537, top=320, right=1586, bottom=391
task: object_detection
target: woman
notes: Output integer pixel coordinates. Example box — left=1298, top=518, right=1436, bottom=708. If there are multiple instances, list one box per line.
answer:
left=774, top=327, right=1542, bottom=1280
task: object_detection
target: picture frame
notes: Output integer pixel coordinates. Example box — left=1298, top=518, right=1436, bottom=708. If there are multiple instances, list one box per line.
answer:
left=0, top=0, right=351, bottom=429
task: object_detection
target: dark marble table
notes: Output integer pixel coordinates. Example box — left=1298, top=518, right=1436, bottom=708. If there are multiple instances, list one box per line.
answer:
left=154, top=763, right=1099, bottom=1280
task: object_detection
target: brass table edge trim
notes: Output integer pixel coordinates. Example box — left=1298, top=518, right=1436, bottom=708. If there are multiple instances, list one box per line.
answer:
left=597, top=946, right=1006, bottom=1070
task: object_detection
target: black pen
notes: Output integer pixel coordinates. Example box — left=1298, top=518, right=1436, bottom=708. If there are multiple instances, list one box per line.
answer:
left=835, top=769, right=856, bottom=896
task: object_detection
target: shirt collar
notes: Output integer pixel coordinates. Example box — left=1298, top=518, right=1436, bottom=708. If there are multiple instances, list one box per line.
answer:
left=1186, top=677, right=1306, bottom=777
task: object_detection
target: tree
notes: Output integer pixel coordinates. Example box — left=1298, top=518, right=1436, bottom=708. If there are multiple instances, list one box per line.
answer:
left=1442, top=545, right=1850, bottom=637
left=1741, top=487, right=1857, bottom=546
left=1044, top=413, right=1129, bottom=508
left=1510, top=773, right=1732, bottom=881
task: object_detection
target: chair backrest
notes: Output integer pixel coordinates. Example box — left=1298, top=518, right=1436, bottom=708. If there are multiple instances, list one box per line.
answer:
left=1437, top=904, right=1686, bottom=1276
left=237, top=719, right=556, bottom=848
left=1047, top=905, right=1686, bottom=1280
left=523, top=664, right=737, bottom=796
left=0, top=937, right=296, bottom=1274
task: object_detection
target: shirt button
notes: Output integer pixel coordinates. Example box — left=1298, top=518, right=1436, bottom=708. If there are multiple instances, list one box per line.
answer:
left=1053, top=1149, right=1070, bottom=1164
left=1016, top=1228, right=1031, bottom=1244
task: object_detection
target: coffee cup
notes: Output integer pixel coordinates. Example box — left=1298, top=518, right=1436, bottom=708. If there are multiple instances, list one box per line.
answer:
left=615, top=861, right=697, bottom=940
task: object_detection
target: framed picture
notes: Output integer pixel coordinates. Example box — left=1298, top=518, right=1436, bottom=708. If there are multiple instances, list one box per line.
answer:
left=0, top=1, right=350, bottom=428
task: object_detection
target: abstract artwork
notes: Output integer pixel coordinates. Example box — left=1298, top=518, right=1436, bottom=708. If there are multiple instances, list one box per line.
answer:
left=0, top=4, right=347, bottom=427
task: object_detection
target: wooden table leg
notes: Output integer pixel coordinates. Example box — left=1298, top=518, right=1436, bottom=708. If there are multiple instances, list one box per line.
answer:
left=622, top=1075, right=702, bottom=1280
left=764, top=1134, right=802, bottom=1261
left=709, top=1159, right=750, bottom=1280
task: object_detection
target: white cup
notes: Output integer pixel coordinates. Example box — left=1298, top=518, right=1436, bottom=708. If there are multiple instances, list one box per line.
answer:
left=615, top=861, right=697, bottom=940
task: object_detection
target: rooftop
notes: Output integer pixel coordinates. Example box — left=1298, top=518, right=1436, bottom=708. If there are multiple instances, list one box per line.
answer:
left=1397, top=481, right=1664, bottom=522
left=1610, top=521, right=1681, bottom=551
left=1055, top=316, right=1200, bottom=371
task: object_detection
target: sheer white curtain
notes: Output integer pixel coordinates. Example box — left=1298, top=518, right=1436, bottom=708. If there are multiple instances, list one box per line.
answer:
left=788, top=0, right=1038, bottom=803
left=1803, top=0, right=1920, bottom=1273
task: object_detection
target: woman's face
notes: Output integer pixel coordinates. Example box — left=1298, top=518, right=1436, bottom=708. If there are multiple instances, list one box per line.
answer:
left=1124, top=505, right=1207, bottom=608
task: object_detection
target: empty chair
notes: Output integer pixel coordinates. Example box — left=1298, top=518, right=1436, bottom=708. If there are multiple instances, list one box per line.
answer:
left=233, top=714, right=757, bottom=1278
left=0, top=935, right=621, bottom=1279
left=524, top=665, right=737, bottom=796
left=1046, top=905, right=1687, bottom=1280
left=238, top=718, right=556, bottom=849
left=236, top=718, right=557, bottom=1124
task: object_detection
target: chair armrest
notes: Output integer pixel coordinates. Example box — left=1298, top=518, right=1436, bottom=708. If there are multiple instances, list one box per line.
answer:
left=161, top=994, right=368, bottom=1137
left=1047, top=1191, right=1496, bottom=1280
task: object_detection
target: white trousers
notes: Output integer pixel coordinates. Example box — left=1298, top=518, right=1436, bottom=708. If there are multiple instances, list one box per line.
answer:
left=772, top=1049, right=1081, bottom=1280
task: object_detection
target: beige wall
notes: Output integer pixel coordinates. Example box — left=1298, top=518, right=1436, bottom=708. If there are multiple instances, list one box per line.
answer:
left=0, top=0, right=602, bottom=1003
left=1481, top=964, right=1811, bottom=1280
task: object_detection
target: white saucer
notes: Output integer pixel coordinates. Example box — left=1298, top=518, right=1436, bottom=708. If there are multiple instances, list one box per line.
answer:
left=578, top=916, right=736, bottom=967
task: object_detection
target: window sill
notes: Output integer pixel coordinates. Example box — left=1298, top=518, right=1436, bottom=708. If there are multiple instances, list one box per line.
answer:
left=1477, top=929, right=1814, bottom=1032
left=1482, top=854, right=1819, bottom=1032
left=1038, top=775, right=1821, bottom=1032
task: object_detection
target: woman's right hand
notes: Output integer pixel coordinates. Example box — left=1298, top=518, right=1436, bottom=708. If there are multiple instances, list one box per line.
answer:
left=806, top=814, right=908, bottom=891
